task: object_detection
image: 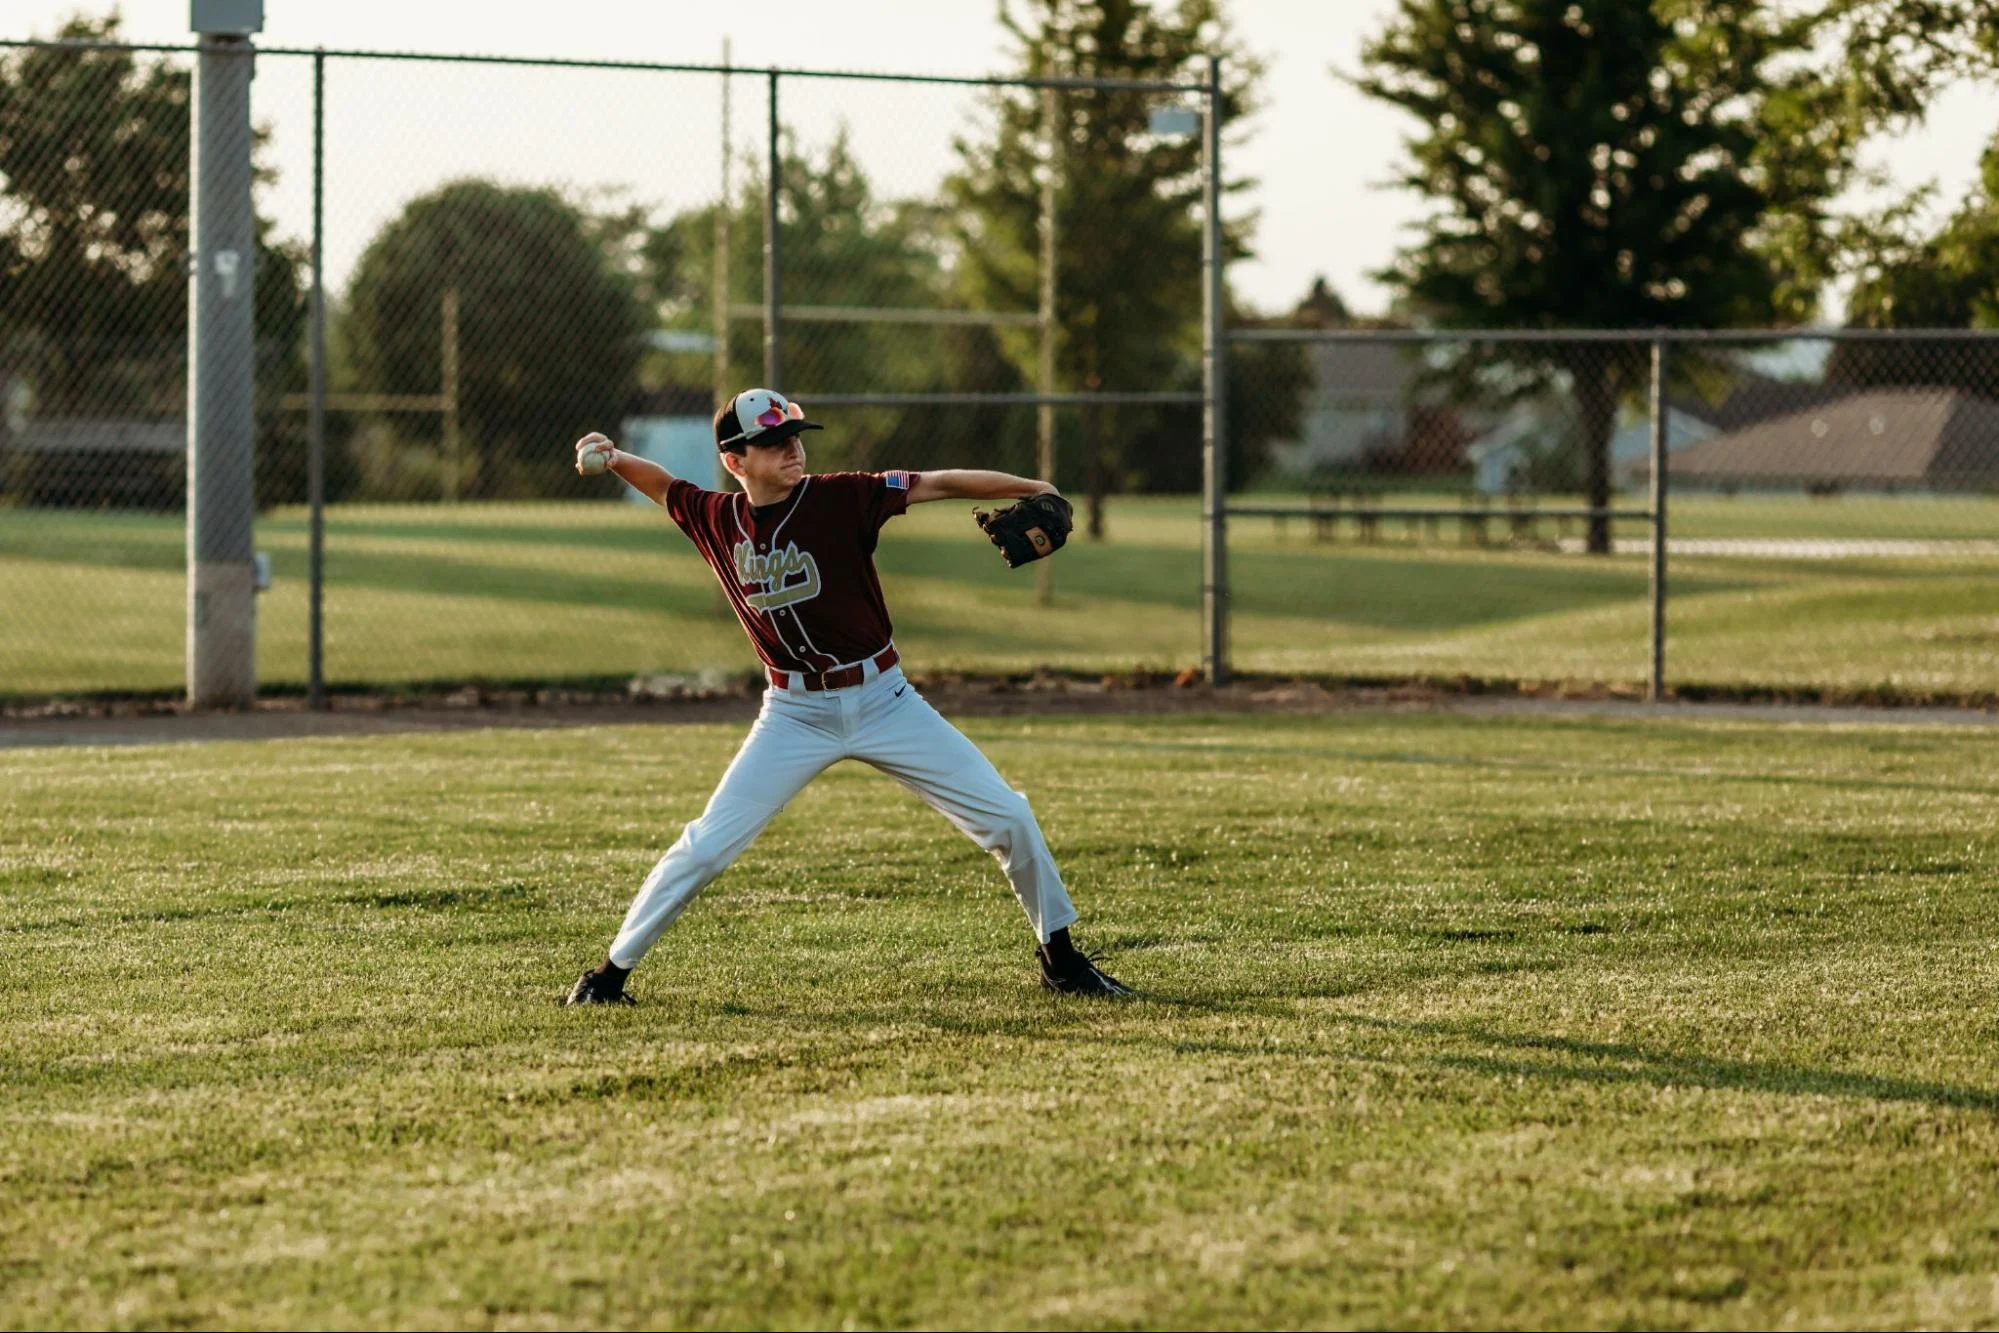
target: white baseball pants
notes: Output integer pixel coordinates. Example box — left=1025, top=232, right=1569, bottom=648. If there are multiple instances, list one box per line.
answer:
left=608, top=661, right=1078, bottom=967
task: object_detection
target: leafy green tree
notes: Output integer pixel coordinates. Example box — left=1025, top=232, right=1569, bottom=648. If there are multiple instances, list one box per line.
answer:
left=340, top=180, right=647, bottom=499
left=0, top=14, right=308, bottom=505
left=948, top=0, right=1270, bottom=534
left=1818, top=0, right=1999, bottom=128
left=641, top=130, right=1028, bottom=473
left=1357, top=0, right=1856, bottom=551
left=1829, top=133, right=1999, bottom=392
left=1812, top=3, right=1999, bottom=391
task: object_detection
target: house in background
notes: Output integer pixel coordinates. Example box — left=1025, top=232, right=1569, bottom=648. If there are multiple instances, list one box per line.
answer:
left=1606, top=404, right=1719, bottom=488
left=1647, top=388, right=1999, bottom=492
left=1467, top=367, right=1862, bottom=495
left=1265, top=340, right=1417, bottom=480
left=1465, top=393, right=1720, bottom=494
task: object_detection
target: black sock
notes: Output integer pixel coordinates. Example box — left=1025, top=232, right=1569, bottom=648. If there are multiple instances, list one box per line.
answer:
left=1042, top=928, right=1077, bottom=960
left=592, top=957, right=629, bottom=980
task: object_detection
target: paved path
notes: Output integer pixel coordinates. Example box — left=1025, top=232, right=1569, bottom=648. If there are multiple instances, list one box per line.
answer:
left=1559, top=537, right=1999, bottom=558
left=1442, top=696, right=1999, bottom=728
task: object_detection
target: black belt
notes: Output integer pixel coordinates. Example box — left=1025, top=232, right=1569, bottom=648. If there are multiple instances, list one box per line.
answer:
left=769, top=646, right=898, bottom=692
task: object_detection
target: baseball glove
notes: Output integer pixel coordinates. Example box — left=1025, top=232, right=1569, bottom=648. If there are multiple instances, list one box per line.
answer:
left=975, top=492, right=1073, bottom=568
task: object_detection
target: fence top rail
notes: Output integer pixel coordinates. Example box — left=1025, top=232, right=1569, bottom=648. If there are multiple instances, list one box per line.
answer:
left=0, top=37, right=1208, bottom=92
left=804, top=391, right=1205, bottom=407
left=1227, top=326, right=1999, bottom=345
left=727, top=303, right=1042, bottom=328
left=1227, top=503, right=1656, bottom=521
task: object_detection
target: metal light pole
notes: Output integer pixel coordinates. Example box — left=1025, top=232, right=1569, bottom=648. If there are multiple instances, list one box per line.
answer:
left=187, top=0, right=264, bottom=708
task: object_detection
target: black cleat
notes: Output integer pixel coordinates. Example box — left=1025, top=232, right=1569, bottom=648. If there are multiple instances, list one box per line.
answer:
left=564, top=959, right=635, bottom=1007
left=1038, top=940, right=1135, bottom=998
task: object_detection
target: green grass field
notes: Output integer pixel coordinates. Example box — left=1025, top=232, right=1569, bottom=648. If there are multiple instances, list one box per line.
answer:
left=3, top=493, right=1996, bottom=699
left=5, top=708, right=1999, bottom=1328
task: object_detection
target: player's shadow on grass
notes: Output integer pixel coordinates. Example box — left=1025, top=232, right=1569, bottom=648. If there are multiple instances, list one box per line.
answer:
left=1100, top=954, right=1574, bottom=1020
left=1332, top=1013, right=1999, bottom=1115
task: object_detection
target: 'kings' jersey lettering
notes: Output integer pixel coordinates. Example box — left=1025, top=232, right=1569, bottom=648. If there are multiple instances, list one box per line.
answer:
left=734, top=539, right=822, bottom=611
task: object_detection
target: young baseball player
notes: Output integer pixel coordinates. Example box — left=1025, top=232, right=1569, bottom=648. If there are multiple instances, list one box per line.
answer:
left=562, top=387, right=1132, bottom=1005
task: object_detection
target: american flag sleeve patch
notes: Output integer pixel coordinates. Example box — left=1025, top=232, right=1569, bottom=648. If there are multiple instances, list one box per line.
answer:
left=884, top=470, right=911, bottom=490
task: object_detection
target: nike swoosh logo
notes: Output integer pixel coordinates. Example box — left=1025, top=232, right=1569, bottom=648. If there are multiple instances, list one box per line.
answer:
left=893, top=685, right=906, bottom=698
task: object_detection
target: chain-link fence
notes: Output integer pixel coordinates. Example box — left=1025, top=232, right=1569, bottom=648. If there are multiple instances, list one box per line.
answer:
left=0, top=38, right=1216, bottom=702
left=3, top=36, right=1996, bottom=706
left=1228, top=328, right=1999, bottom=698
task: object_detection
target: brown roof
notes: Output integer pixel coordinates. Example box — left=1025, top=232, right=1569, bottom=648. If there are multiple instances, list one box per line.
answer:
left=1665, top=389, right=1999, bottom=488
left=1672, top=376, right=1850, bottom=431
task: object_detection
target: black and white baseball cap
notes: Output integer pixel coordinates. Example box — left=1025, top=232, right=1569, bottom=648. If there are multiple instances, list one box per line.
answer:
left=715, top=387, right=823, bottom=451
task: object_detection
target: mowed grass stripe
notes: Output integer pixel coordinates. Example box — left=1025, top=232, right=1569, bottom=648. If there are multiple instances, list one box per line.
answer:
left=3, top=710, right=1998, bottom=1327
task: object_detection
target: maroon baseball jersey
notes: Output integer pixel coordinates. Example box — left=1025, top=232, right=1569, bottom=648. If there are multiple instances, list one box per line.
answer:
left=665, top=470, right=918, bottom=673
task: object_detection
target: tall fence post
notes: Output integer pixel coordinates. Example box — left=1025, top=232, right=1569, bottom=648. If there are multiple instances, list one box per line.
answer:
left=1200, top=55, right=1229, bottom=684
left=307, top=47, right=326, bottom=709
left=1036, top=84, right=1060, bottom=608
left=764, top=68, right=781, bottom=390
left=186, top=18, right=261, bottom=708
left=1648, top=334, right=1669, bottom=702
left=714, top=39, right=732, bottom=449
left=708, top=48, right=737, bottom=614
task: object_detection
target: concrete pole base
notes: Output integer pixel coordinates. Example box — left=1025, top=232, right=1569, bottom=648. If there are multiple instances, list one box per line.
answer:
left=188, top=560, right=257, bottom=708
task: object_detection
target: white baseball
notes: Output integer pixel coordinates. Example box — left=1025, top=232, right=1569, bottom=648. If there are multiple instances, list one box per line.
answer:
left=577, top=440, right=615, bottom=475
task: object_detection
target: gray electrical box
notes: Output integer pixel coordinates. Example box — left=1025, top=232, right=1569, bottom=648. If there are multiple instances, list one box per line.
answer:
left=190, top=0, right=264, bottom=35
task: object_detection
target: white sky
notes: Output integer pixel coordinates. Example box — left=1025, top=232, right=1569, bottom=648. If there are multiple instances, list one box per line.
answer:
left=10, top=0, right=1999, bottom=319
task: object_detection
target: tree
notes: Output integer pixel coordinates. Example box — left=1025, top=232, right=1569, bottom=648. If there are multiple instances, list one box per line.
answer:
left=0, top=14, right=308, bottom=506
left=1846, top=138, right=1999, bottom=330
left=948, top=0, right=1270, bottom=535
left=640, top=130, right=1021, bottom=474
left=1813, top=2, right=1999, bottom=391
left=1291, top=277, right=1353, bottom=329
left=1818, top=0, right=1999, bottom=128
left=1828, top=133, right=1999, bottom=392
left=0, top=15, right=187, bottom=420
left=1357, top=0, right=1855, bottom=551
left=339, top=180, right=647, bottom=499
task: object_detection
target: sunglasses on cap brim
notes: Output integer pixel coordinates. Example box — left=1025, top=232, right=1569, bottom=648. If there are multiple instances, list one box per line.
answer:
left=754, top=401, right=805, bottom=430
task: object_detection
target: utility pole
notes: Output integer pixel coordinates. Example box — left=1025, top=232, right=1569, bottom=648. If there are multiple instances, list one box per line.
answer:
left=1200, top=56, right=1228, bottom=684
left=186, top=0, right=263, bottom=708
